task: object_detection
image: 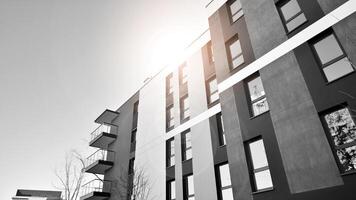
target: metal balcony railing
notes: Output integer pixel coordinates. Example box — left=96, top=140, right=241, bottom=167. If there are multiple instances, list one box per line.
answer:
left=90, top=123, right=118, bottom=142
left=86, top=149, right=115, bottom=167
left=81, top=179, right=112, bottom=197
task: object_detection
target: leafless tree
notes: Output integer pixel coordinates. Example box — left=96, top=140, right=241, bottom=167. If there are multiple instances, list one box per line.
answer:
left=54, top=150, right=86, bottom=200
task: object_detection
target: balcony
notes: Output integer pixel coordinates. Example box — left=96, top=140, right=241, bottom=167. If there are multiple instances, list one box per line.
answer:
left=95, top=109, right=119, bottom=124
left=85, top=149, right=115, bottom=175
left=80, top=179, right=111, bottom=200
left=89, top=124, right=118, bottom=149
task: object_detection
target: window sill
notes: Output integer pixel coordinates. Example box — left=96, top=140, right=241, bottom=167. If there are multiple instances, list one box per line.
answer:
left=249, top=110, right=270, bottom=120
left=325, top=70, right=355, bottom=85
left=218, top=144, right=227, bottom=148
left=166, top=165, right=175, bottom=170
left=182, top=158, right=192, bottom=163
left=341, top=170, right=356, bottom=176
left=252, top=187, right=274, bottom=195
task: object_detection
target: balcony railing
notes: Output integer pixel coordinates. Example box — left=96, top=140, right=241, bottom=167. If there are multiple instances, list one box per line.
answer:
left=81, top=179, right=112, bottom=197
left=86, top=149, right=115, bottom=167
left=90, top=123, right=118, bottom=141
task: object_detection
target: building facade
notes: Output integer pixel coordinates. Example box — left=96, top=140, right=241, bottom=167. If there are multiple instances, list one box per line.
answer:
left=80, top=0, right=356, bottom=200
left=12, top=189, right=62, bottom=200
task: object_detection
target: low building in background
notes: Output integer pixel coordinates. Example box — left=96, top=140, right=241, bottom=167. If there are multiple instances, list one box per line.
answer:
left=12, top=189, right=62, bottom=200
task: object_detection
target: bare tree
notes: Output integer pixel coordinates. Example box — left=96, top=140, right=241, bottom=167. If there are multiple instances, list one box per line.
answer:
left=114, top=166, right=153, bottom=200
left=54, top=150, right=86, bottom=200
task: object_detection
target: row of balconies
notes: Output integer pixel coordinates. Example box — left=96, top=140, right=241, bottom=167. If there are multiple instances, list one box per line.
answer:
left=80, top=110, right=119, bottom=200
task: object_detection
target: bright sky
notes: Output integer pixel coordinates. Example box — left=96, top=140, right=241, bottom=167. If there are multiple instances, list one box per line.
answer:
left=0, top=0, right=208, bottom=199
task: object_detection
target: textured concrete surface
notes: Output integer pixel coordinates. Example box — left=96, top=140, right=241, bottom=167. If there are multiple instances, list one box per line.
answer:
left=241, top=0, right=343, bottom=193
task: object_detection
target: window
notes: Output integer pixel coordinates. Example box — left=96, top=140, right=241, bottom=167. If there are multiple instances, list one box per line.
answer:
left=322, top=106, right=356, bottom=173
left=180, top=64, right=188, bottom=84
left=208, top=41, right=215, bottom=63
left=132, top=101, right=139, bottom=129
left=207, top=77, right=219, bottom=105
left=216, top=163, right=233, bottom=200
left=128, top=158, right=135, bottom=175
left=247, top=75, right=269, bottom=116
left=167, top=180, right=176, bottom=200
left=217, top=112, right=226, bottom=146
left=167, top=73, right=174, bottom=94
left=166, top=138, right=175, bottom=167
left=277, top=0, right=307, bottom=32
left=227, top=36, right=244, bottom=70
left=131, top=129, right=136, bottom=144
left=246, top=138, right=273, bottom=191
left=311, top=32, right=354, bottom=82
left=182, top=130, right=192, bottom=161
left=227, top=0, right=244, bottom=23
left=183, top=175, right=194, bottom=200
left=180, top=95, right=190, bottom=121
left=167, top=105, right=175, bottom=130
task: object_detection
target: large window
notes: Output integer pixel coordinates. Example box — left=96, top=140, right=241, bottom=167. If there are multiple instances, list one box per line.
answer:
left=277, top=0, right=307, bottom=32
left=247, top=75, right=269, bottom=116
left=167, top=180, right=176, bottom=200
left=322, top=106, right=356, bottom=173
left=217, top=112, right=226, bottom=146
left=311, top=32, right=354, bottom=82
left=207, top=77, right=219, bottom=105
left=167, top=105, right=175, bottom=130
left=166, top=138, right=175, bottom=167
left=180, top=64, right=188, bottom=84
left=167, top=73, right=174, bottom=94
left=227, top=36, right=244, bottom=70
left=216, top=163, right=233, bottom=200
left=227, top=0, right=244, bottom=23
left=180, top=95, right=190, bottom=121
left=182, top=130, right=192, bottom=161
left=183, top=175, right=195, bottom=200
left=246, top=138, right=273, bottom=192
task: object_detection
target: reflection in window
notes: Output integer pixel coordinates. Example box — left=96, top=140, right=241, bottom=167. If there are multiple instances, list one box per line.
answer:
left=166, top=138, right=175, bottom=167
left=217, top=163, right=233, bottom=200
left=227, top=37, right=244, bottom=70
left=312, top=33, right=354, bottom=82
left=182, top=130, right=192, bottom=161
left=246, top=138, right=273, bottom=191
left=183, top=175, right=194, bottom=200
left=278, top=0, right=307, bottom=32
left=247, top=75, right=269, bottom=116
left=323, top=107, right=356, bottom=173
left=228, top=0, right=244, bottom=23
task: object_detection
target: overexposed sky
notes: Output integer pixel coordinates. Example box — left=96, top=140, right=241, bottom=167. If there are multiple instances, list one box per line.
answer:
left=0, top=0, right=208, bottom=198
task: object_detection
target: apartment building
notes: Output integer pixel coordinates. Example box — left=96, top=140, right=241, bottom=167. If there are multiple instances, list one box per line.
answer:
left=80, top=0, right=356, bottom=200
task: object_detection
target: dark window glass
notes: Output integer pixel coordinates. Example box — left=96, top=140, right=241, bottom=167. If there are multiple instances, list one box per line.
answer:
left=277, top=0, right=307, bottom=32
left=247, top=75, right=269, bottom=116
left=183, top=175, right=194, bottom=200
left=322, top=106, right=356, bottom=173
left=131, top=129, right=136, bottom=144
left=311, top=33, right=354, bottom=82
left=182, top=130, right=192, bottom=161
left=217, top=112, right=226, bottom=146
left=128, top=158, right=135, bottom=175
left=166, top=138, right=175, bottom=167
left=246, top=138, right=273, bottom=191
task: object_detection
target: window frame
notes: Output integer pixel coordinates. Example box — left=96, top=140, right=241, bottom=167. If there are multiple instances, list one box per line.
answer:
left=180, top=95, right=190, bottom=122
left=245, top=137, right=274, bottom=192
left=206, top=75, right=219, bottom=106
left=128, top=158, right=135, bottom=175
left=167, top=180, right=176, bottom=200
left=276, top=0, right=308, bottom=33
left=166, top=73, right=174, bottom=95
left=166, top=104, right=175, bottom=131
left=179, top=63, right=188, bottom=85
left=320, top=103, right=356, bottom=174
left=227, top=0, right=244, bottom=24
left=309, top=30, right=354, bottom=83
left=226, top=34, right=245, bottom=71
left=245, top=73, right=269, bottom=117
left=181, top=129, right=192, bottom=162
left=215, top=162, right=233, bottom=200
left=183, top=174, right=194, bottom=200
left=216, top=112, right=226, bottom=146
left=166, top=137, right=175, bottom=168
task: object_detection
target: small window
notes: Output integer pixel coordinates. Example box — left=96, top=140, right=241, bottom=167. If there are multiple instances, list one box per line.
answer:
left=182, top=130, right=192, bottom=161
left=207, top=77, right=219, bottom=105
left=208, top=41, right=215, bottom=63
left=227, top=36, right=244, bottom=70
left=247, top=75, right=269, bottom=116
left=216, top=163, right=233, bottom=200
left=217, top=112, right=226, bottom=146
left=183, top=175, right=194, bottom=200
left=167, top=73, right=174, bottom=94
left=322, top=106, right=356, bottom=173
left=180, top=64, right=188, bottom=84
left=246, top=138, right=273, bottom=191
left=166, top=138, right=175, bottom=167
left=131, top=129, right=136, bottom=144
left=128, top=158, right=135, bottom=175
left=180, top=95, right=190, bottom=121
left=167, top=105, right=175, bottom=130
left=227, top=0, right=244, bottom=23
left=167, top=180, right=176, bottom=200
left=311, top=32, right=354, bottom=82
left=277, top=0, right=307, bottom=32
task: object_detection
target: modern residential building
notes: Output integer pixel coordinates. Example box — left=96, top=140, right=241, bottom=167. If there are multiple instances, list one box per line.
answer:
left=12, top=189, right=62, bottom=200
left=80, top=0, right=356, bottom=200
